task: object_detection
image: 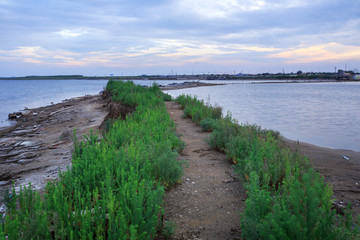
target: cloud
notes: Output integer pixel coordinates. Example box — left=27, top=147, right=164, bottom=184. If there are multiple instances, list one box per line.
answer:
left=0, top=0, right=360, bottom=75
left=57, top=29, right=88, bottom=38
left=172, top=0, right=318, bottom=20
left=269, top=43, right=360, bottom=63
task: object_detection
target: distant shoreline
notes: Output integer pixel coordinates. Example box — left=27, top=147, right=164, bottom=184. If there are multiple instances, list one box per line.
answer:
left=2, top=77, right=360, bottom=85
left=1, top=73, right=359, bottom=83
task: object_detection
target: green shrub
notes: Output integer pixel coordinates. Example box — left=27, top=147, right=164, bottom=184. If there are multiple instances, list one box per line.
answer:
left=199, top=118, right=216, bottom=132
left=211, top=105, right=222, bottom=119
left=161, top=220, right=176, bottom=239
left=176, top=94, right=222, bottom=124
left=242, top=168, right=336, bottom=240
left=207, top=114, right=240, bottom=151
left=163, top=93, right=172, bottom=102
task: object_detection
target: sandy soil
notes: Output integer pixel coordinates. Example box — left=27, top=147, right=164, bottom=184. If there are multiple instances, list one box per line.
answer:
left=0, top=94, right=108, bottom=199
left=164, top=102, right=245, bottom=240
left=285, top=139, right=360, bottom=215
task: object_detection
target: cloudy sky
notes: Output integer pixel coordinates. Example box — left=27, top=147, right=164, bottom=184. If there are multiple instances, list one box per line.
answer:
left=1, top=0, right=360, bottom=76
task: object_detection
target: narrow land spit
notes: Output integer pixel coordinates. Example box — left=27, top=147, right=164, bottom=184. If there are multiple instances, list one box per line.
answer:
left=164, top=102, right=245, bottom=240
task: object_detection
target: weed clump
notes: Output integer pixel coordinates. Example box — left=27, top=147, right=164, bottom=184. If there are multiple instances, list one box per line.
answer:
left=199, top=118, right=216, bottom=132
left=176, top=94, right=222, bottom=124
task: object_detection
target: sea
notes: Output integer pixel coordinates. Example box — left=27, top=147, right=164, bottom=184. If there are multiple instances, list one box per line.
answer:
left=0, top=79, right=108, bottom=128
left=0, top=79, right=359, bottom=152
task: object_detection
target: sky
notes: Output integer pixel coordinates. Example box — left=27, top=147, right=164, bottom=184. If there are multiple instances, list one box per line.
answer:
left=1, top=0, right=360, bottom=76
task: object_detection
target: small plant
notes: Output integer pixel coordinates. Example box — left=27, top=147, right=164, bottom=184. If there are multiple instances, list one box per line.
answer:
left=162, top=220, right=176, bottom=239
left=199, top=118, right=216, bottom=132
left=59, top=130, right=71, bottom=141
left=163, top=93, right=172, bottom=102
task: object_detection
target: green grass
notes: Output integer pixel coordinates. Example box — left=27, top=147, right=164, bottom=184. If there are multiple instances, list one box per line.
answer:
left=1, top=80, right=183, bottom=239
left=176, top=94, right=360, bottom=240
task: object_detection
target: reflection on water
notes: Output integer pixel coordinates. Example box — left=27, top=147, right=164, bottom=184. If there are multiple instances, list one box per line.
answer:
left=165, top=82, right=360, bottom=152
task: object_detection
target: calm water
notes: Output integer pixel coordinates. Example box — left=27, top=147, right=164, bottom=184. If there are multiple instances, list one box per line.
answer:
left=0, top=80, right=108, bottom=128
left=165, top=82, right=360, bottom=152
left=1, top=80, right=359, bottom=151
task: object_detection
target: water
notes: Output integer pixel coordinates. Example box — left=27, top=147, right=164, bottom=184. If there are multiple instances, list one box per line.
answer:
left=0, top=80, right=108, bottom=128
left=165, top=82, right=360, bottom=152
left=2, top=79, right=359, bottom=151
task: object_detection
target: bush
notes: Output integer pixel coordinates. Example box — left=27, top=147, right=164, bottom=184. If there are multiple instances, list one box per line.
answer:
left=163, top=93, right=172, bottom=102
left=199, top=118, right=216, bottom=132
left=161, top=220, right=176, bottom=239
left=175, top=94, right=222, bottom=124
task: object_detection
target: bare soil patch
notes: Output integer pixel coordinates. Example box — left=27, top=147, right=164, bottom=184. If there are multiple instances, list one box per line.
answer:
left=164, top=102, right=245, bottom=240
left=0, top=94, right=108, bottom=199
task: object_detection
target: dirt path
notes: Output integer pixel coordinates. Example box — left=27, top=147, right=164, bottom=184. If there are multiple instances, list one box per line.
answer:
left=164, top=102, right=245, bottom=240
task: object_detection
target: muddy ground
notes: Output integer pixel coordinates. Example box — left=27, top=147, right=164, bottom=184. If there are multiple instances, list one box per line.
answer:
left=0, top=94, right=109, bottom=200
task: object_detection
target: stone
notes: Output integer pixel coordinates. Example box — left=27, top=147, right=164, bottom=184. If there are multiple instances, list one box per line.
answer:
left=8, top=112, right=22, bottom=119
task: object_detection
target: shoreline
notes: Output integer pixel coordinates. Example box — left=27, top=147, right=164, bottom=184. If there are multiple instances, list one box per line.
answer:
left=163, top=82, right=360, bottom=215
left=284, top=138, right=360, bottom=215
left=0, top=94, right=108, bottom=198
left=159, top=81, right=224, bottom=90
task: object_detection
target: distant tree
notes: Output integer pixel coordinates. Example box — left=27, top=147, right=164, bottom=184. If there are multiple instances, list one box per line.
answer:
left=297, top=70, right=303, bottom=75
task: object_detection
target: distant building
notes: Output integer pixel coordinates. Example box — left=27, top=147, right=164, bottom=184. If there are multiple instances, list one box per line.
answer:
left=338, top=69, right=344, bottom=76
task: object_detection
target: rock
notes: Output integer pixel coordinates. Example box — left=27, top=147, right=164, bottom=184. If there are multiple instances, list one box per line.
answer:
left=0, top=181, right=9, bottom=186
left=8, top=112, right=22, bottom=119
left=332, top=201, right=345, bottom=215
left=0, top=171, right=14, bottom=181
